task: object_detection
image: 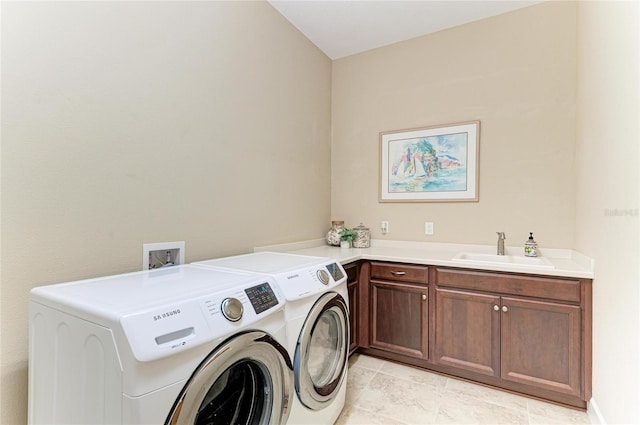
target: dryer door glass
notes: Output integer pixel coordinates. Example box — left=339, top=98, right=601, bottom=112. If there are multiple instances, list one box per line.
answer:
left=295, top=292, right=349, bottom=410
left=166, top=331, right=293, bottom=425
left=308, top=310, right=342, bottom=387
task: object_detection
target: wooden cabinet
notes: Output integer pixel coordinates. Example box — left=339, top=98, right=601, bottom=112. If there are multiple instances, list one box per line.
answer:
left=434, top=288, right=500, bottom=376
left=500, top=296, right=581, bottom=396
left=368, top=262, right=428, bottom=360
left=434, top=288, right=582, bottom=396
left=433, top=268, right=590, bottom=407
left=355, top=261, right=592, bottom=409
left=343, top=262, right=360, bottom=354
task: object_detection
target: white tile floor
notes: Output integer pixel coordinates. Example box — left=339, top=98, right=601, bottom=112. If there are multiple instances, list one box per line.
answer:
left=337, top=354, right=591, bottom=425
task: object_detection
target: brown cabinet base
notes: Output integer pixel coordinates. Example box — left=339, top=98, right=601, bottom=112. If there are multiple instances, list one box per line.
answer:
left=348, top=260, right=592, bottom=411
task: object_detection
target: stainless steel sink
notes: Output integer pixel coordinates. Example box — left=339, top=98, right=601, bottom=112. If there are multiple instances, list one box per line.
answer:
left=451, top=252, right=555, bottom=269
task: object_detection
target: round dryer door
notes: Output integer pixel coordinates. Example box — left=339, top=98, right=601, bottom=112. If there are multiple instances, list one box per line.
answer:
left=294, top=292, right=349, bottom=410
left=166, top=331, right=293, bottom=425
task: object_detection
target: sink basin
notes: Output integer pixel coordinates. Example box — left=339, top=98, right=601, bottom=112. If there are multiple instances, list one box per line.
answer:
left=451, top=252, right=555, bottom=269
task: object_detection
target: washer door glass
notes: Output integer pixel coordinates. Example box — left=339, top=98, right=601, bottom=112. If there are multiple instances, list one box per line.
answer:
left=166, top=331, right=293, bottom=425
left=196, top=360, right=267, bottom=424
left=295, top=292, right=349, bottom=410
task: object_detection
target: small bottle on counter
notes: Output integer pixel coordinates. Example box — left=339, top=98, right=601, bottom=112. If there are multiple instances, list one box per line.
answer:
left=524, top=232, right=538, bottom=257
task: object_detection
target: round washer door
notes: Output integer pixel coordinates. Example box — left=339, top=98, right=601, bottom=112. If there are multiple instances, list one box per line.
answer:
left=294, top=292, right=349, bottom=410
left=166, top=331, right=293, bottom=425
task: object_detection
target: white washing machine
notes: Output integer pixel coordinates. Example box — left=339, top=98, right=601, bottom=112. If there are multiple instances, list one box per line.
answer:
left=192, top=252, right=349, bottom=425
left=28, top=265, right=294, bottom=425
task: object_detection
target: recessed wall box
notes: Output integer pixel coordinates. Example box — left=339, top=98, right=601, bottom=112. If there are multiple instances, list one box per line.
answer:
left=143, top=241, right=185, bottom=270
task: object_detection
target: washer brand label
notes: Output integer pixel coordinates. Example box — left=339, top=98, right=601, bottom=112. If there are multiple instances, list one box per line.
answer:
left=286, top=274, right=299, bottom=280
left=153, top=309, right=181, bottom=321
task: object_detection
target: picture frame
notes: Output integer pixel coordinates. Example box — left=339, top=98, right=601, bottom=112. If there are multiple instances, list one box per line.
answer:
left=379, top=121, right=480, bottom=202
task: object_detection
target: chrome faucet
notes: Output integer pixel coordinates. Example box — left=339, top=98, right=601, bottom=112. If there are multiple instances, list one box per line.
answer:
left=496, top=232, right=506, bottom=255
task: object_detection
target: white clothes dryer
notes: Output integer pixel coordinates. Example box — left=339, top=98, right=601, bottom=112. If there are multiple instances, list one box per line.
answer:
left=28, top=265, right=293, bottom=425
left=193, top=252, right=349, bottom=425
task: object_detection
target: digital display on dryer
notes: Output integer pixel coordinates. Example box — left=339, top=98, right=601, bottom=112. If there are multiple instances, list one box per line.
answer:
left=244, top=283, right=278, bottom=314
left=325, top=263, right=344, bottom=282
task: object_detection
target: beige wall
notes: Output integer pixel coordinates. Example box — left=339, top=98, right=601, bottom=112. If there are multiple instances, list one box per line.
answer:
left=575, top=1, right=640, bottom=423
left=0, top=1, right=331, bottom=423
left=331, top=1, right=577, bottom=248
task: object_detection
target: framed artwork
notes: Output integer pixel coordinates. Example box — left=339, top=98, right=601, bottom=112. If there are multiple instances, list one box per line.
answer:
left=379, top=121, right=480, bottom=202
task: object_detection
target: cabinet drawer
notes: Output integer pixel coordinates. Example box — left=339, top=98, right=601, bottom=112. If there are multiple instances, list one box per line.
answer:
left=435, top=268, right=580, bottom=303
left=371, top=262, right=428, bottom=285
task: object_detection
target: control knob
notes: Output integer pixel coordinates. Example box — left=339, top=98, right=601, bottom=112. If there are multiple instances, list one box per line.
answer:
left=221, top=297, right=243, bottom=322
left=316, top=269, right=330, bottom=285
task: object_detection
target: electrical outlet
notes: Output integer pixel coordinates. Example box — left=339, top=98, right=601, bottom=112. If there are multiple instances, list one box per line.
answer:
left=381, top=220, right=389, bottom=234
left=425, top=222, right=434, bottom=235
left=143, top=241, right=185, bottom=270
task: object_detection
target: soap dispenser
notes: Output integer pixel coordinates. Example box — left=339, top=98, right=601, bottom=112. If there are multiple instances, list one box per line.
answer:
left=524, top=232, right=538, bottom=257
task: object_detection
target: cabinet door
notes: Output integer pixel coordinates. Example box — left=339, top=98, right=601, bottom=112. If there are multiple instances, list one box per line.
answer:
left=347, top=282, right=358, bottom=354
left=434, top=288, right=501, bottom=377
left=501, top=296, right=582, bottom=396
left=370, top=281, right=428, bottom=359
left=344, top=263, right=360, bottom=354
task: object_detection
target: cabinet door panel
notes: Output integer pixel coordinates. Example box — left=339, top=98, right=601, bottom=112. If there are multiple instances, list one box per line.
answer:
left=370, top=281, right=428, bottom=359
left=501, top=297, right=581, bottom=396
left=347, top=282, right=358, bottom=353
left=344, top=262, right=360, bottom=354
left=435, top=288, right=500, bottom=377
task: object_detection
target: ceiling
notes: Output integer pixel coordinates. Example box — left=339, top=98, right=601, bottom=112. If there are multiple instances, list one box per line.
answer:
left=268, top=1, right=543, bottom=59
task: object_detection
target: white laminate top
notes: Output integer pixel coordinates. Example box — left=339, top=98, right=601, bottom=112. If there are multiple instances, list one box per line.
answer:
left=255, top=239, right=594, bottom=279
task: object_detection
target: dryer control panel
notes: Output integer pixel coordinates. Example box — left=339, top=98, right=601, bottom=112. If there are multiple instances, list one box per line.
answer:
left=277, top=262, right=347, bottom=301
left=326, top=263, right=345, bottom=282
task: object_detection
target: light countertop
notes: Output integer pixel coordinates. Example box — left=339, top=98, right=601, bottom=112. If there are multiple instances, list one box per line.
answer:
left=255, top=239, right=594, bottom=279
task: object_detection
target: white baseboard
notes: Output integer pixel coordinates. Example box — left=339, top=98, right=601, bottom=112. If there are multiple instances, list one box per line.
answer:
left=588, top=398, right=606, bottom=425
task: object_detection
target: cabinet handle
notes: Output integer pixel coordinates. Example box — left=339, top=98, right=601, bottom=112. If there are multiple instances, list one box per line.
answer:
left=390, top=271, right=406, bottom=276
left=493, top=305, right=499, bottom=311
left=502, top=306, right=509, bottom=313
left=422, top=294, right=427, bottom=300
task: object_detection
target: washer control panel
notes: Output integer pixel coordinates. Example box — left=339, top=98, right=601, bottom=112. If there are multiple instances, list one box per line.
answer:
left=120, top=278, right=284, bottom=362
left=244, top=282, right=278, bottom=314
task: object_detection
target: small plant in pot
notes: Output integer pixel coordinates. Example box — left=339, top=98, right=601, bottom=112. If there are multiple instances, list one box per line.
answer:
left=339, top=229, right=356, bottom=248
